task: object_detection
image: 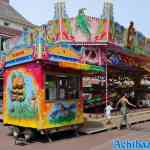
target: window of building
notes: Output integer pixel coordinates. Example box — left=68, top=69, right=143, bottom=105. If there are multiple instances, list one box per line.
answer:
left=23, top=27, right=28, bottom=32
left=4, top=22, right=10, bottom=26
left=45, top=73, right=80, bottom=102
left=0, top=38, right=8, bottom=51
left=0, top=38, right=5, bottom=50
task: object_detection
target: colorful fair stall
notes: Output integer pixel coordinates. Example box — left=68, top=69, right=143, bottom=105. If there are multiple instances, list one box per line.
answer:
left=1, top=0, right=150, bottom=135
left=1, top=29, right=104, bottom=140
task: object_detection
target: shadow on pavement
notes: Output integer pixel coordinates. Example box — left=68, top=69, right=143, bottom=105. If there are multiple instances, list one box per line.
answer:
left=31, top=130, right=81, bottom=144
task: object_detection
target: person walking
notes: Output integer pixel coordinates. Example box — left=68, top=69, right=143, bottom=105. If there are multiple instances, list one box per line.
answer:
left=105, top=102, right=114, bottom=125
left=116, top=93, right=136, bottom=129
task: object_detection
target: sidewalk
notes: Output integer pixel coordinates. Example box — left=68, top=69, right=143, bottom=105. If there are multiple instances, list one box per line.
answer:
left=80, top=109, right=150, bottom=134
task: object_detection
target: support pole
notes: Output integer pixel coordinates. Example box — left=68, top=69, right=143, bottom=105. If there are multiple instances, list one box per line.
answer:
left=105, top=63, right=108, bottom=106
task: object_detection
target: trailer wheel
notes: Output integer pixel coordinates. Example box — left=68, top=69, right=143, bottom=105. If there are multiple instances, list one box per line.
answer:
left=12, top=127, right=20, bottom=138
left=74, top=128, right=80, bottom=137
left=14, top=137, right=27, bottom=145
left=24, top=128, right=33, bottom=142
left=8, top=126, right=13, bottom=136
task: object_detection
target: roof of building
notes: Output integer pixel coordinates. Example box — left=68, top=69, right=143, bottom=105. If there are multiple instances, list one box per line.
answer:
left=0, top=2, right=33, bottom=27
left=0, top=25, right=21, bottom=37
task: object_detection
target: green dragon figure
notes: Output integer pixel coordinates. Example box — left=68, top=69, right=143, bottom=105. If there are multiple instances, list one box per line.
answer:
left=76, top=8, right=91, bottom=39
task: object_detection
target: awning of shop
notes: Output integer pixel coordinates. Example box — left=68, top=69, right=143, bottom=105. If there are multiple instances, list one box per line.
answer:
left=59, top=61, right=104, bottom=72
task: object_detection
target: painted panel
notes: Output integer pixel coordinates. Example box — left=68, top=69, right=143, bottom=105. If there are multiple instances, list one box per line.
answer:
left=107, top=51, right=140, bottom=67
left=48, top=102, right=76, bottom=124
left=5, top=17, right=150, bottom=57
left=48, top=45, right=81, bottom=63
left=81, top=47, right=106, bottom=65
left=0, top=51, right=5, bottom=72
left=5, top=48, right=34, bottom=67
left=38, top=72, right=84, bottom=129
left=111, top=21, right=150, bottom=55
left=45, top=17, right=109, bottom=42
left=112, top=22, right=126, bottom=46
left=39, top=100, right=84, bottom=129
left=3, top=63, right=84, bottom=129
left=3, top=63, right=43, bottom=128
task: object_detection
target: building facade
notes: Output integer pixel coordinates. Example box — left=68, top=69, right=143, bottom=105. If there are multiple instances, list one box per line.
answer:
left=0, top=0, right=34, bottom=50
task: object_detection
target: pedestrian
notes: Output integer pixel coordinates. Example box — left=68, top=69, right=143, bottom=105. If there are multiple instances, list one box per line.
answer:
left=116, top=93, right=136, bottom=129
left=105, top=101, right=114, bottom=125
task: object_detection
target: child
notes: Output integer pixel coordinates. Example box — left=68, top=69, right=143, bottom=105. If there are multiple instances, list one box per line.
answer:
left=105, top=102, right=114, bottom=125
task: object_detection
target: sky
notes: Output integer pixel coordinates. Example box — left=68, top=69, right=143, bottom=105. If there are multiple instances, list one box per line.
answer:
left=10, top=0, right=150, bottom=37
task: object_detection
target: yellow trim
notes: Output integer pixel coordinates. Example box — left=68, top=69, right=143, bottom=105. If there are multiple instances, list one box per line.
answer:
left=48, top=47, right=80, bottom=59
left=6, top=48, right=33, bottom=62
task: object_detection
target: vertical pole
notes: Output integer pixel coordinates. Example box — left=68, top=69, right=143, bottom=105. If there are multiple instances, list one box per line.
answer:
left=105, top=63, right=108, bottom=106
left=0, top=37, right=2, bottom=50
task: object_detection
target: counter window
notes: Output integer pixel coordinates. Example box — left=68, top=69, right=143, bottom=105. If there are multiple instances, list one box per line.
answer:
left=45, top=74, right=80, bottom=101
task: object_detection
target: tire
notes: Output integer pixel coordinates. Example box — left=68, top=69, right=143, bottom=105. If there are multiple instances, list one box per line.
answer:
left=12, top=126, right=20, bottom=138
left=24, top=128, right=33, bottom=142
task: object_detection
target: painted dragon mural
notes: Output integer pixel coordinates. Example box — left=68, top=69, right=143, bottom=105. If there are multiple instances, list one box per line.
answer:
left=76, top=8, right=91, bottom=40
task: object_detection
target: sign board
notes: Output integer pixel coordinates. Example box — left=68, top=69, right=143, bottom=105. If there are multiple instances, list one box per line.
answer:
left=48, top=46, right=80, bottom=63
left=5, top=48, right=33, bottom=67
